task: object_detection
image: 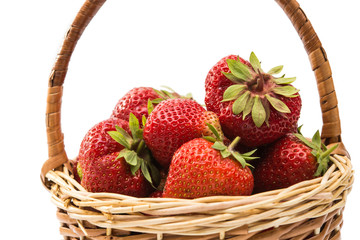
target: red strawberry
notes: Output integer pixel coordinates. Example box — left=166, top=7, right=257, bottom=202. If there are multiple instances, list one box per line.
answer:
left=81, top=151, right=153, bottom=196
left=163, top=137, right=255, bottom=199
left=78, top=118, right=130, bottom=166
left=205, top=52, right=301, bottom=147
left=143, top=98, right=224, bottom=169
left=79, top=114, right=161, bottom=196
left=253, top=130, right=338, bottom=193
left=111, top=87, right=181, bottom=123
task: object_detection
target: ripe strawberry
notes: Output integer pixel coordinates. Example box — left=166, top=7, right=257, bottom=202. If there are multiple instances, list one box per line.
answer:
left=78, top=114, right=161, bottom=196
left=81, top=151, right=153, bottom=196
left=143, top=98, right=224, bottom=169
left=163, top=137, right=255, bottom=199
left=111, top=87, right=182, bottom=123
left=78, top=118, right=130, bottom=165
left=253, top=130, right=338, bottom=193
left=205, top=52, right=301, bottom=147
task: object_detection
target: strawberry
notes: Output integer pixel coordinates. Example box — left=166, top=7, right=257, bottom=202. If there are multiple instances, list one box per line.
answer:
left=111, top=87, right=183, bottom=124
left=253, top=130, right=338, bottom=193
left=81, top=151, right=153, bottom=196
left=78, top=114, right=160, bottom=196
left=163, top=136, right=256, bottom=199
left=205, top=52, right=301, bottom=147
left=78, top=118, right=130, bottom=168
left=143, top=98, right=224, bottom=169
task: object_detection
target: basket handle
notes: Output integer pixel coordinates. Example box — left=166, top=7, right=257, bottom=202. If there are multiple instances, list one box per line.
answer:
left=41, top=0, right=349, bottom=185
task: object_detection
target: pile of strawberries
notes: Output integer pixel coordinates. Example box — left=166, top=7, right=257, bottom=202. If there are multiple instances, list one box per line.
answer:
left=74, top=52, right=337, bottom=199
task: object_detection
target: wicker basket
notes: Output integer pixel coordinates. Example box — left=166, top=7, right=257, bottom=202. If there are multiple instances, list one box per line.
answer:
left=41, top=0, right=354, bottom=239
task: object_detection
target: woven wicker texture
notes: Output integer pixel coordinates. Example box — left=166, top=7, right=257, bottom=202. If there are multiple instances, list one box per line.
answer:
left=41, top=0, right=354, bottom=239
left=48, top=155, right=352, bottom=239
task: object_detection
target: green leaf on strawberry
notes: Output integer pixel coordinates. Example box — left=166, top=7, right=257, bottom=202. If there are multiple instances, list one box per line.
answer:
left=242, top=95, right=255, bottom=120
left=142, top=115, right=147, bottom=128
left=147, top=99, right=155, bottom=115
left=252, top=96, right=266, bottom=128
left=265, top=94, right=291, bottom=113
left=205, top=123, right=222, bottom=141
left=232, top=151, right=247, bottom=168
left=273, top=86, right=299, bottom=98
left=212, top=141, right=227, bottom=151
left=294, top=130, right=338, bottom=177
left=129, top=113, right=142, bottom=141
left=141, top=161, right=152, bottom=186
left=205, top=124, right=258, bottom=168
left=108, top=131, right=132, bottom=150
left=131, top=161, right=141, bottom=176
left=249, top=51, right=262, bottom=72
left=124, top=150, right=138, bottom=166
left=221, top=71, right=244, bottom=84
left=274, top=77, right=296, bottom=85
left=222, top=85, right=247, bottom=102
left=267, top=65, right=283, bottom=75
left=226, top=59, right=252, bottom=81
left=108, top=113, right=160, bottom=188
left=77, top=163, right=83, bottom=180
left=149, top=98, right=164, bottom=104
left=232, top=91, right=250, bottom=115
left=221, top=52, right=299, bottom=128
left=202, top=136, right=217, bottom=143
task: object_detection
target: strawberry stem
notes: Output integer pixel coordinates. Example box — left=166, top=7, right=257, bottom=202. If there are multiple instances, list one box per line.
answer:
left=136, top=140, right=146, bottom=155
left=320, top=144, right=338, bottom=159
left=256, top=69, right=264, bottom=92
left=228, top=136, right=241, bottom=152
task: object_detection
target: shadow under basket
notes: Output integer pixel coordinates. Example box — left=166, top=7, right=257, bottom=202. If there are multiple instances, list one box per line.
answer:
left=41, top=0, right=354, bottom=239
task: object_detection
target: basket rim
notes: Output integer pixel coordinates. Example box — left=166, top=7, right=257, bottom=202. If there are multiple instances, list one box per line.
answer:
left=46, top=154, right=353, bottom=237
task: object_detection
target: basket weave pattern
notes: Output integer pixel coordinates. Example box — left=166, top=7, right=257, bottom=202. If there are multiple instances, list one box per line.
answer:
left=42, top=0, right=354, bottom=239
left=48, top=155, right=352, bottom=239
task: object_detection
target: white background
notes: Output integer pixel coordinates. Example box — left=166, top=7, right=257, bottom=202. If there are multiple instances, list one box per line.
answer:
left=1, top=0, right=359, bottom=239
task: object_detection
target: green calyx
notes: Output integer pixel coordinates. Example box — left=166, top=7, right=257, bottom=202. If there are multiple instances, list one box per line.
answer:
left=148, top=86, right=193, bottom=115
left=108, top=113, right=160, bottom=188
left=222, top=52, right=299, bottom=128
left=77, top=163, right=83, bottom=180
left=294, top=128, right=338, bottom=177
left=202, top=123, right=224, bottom=143
left=204, top=124, right=258, bottom=168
